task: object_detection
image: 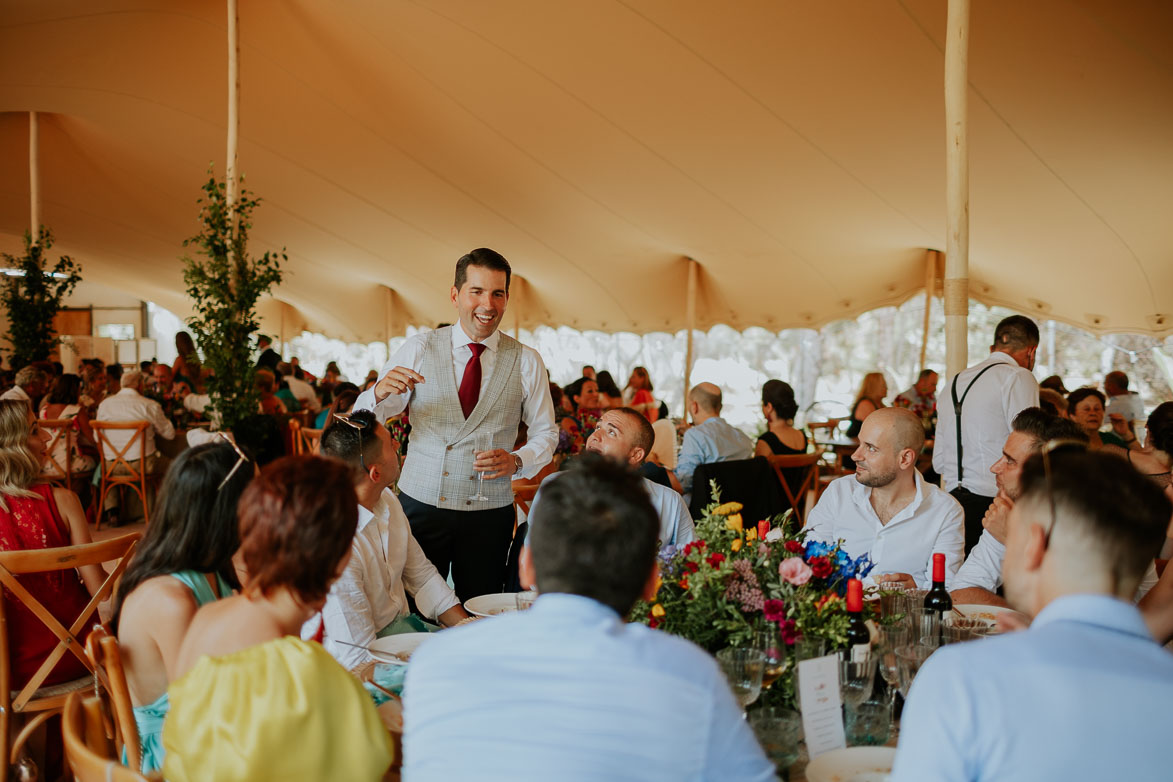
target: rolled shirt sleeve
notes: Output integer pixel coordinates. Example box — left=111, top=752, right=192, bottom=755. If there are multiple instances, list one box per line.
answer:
left=318, top=562, right=378, bottom=671
left=923, top=501, right=965, bottom=590
left=512, top=346, right=557, bottom=480
left=951, top=531, right=1005, bottom=592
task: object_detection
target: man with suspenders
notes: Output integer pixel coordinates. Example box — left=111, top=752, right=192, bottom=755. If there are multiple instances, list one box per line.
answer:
left=933, top=316, right=1040, bottom=554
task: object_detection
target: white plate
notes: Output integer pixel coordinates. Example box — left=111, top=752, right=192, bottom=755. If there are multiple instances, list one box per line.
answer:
left=805, top=746, right=895, bottom=782
left=368, top=633, right=430, bottom=665
left=464, top=593, right=521, bottom=618
left=954, top=604, right=1017, bottom=633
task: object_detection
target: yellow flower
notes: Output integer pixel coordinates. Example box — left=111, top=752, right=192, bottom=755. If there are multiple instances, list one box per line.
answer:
left=714, top=501, right=744, bottom=516
left=651, top=603, right=666, bottom=618
left=654, top=575, right=663, bottom=595
left=725, top=513, right=743, bottom=532
left=730, top=538, right=742, bottom=552
left=746, top=527, right=757, bottom=542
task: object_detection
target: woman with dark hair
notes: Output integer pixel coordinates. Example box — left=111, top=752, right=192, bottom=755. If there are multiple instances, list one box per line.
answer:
left=172, top=331, right=202, bottom=391
left=622, top=366, right=659, bottom=422
left=594, top=370, right=623, bottom=409
left=754, top=380, right=807, bottom=457
left=316, top=382, right=360, bottom=429
left=1067, top=387, right=1126, bottom=449
left=39, top=373, right=97, bottom=473
left=113, top=439, right=255, bottom=773
left=163, top=456, right=394, bottom=781
left=1108, top=401, right=1173, bottom=489
left=560, top=377, right=603, bottom=454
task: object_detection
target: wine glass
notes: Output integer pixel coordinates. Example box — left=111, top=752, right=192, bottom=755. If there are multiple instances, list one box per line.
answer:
left=752, top=626, right=789, bottom=689
left=471, top=433, right=493, bottom=502
left=876, top=624, right=909, bottom=734
left=895, top=643, right=935, bottom=701
left=839, top=647, right=877, bottom=709
left=716, top=647, right=765, bottom=716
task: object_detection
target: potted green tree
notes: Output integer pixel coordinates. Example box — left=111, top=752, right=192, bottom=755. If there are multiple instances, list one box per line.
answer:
left=0, top=228, right=83, bottom=368
left=181, top=171, right=284, bottom=432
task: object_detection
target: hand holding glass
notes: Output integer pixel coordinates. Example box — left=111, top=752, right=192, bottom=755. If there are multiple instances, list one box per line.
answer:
left=472, top=433, right=493, bottom=502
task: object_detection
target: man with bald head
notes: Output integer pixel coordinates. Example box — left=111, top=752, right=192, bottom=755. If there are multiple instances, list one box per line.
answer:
left=805, top=407, right=964, bottom=589
left=675, top=382, right=753, bottom=498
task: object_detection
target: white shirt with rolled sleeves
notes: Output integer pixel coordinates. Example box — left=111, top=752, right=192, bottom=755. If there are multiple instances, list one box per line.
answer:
left=302, top=489, right=459, bottom=671
left=95, top=387, right=176, bottom=460
left=804, top=471, right=965, bottom=589
left=354, top=324, right=556, bottom=480
left=933, top=352, right=1038, bottom=497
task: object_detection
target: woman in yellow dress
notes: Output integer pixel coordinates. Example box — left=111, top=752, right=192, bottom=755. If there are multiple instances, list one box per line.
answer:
left=162, top=455, right=394, bottom=781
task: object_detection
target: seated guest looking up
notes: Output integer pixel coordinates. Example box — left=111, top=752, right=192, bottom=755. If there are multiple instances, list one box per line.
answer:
left=805, top=407, right=964, bottom=590
left=951, top=408, right=1088, bottom=607
left=0, top=400, right=105, bottom=690
left=676, top=382, right=754, bottom=497
left=754, top=379, right=806, bottom=457
left=163, top=456, right=394, bottom=782
left=934, top=315, right=1040, bottom=554
left=1104, top=370, right=1144, bottom=441
left=112, top=439, right=254, bottom=773
left=310, top=411, right=469, bottom=671
left=538, top=408, right=694, bottom=547
left=1066, top=387, right=1127, bottom=449
left=893, top=449, right=1173, bottom=781
left=0, top=364, right=48, bottom=406
left=405, top=454, right=774, bottom=782
left=892, top=369, right=938, bottom=424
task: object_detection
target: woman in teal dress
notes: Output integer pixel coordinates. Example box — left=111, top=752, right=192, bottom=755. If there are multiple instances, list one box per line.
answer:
left=111, top=439, right=255, bottom=773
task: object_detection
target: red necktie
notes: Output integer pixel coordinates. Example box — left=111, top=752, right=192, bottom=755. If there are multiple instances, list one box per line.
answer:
left=458, top=343, right=487, bottom=419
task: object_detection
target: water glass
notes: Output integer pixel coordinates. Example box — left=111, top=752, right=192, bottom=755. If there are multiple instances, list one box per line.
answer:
left=879, top=588, right=908, bottom=624
left=912, top=607, right=942, bottom=648
left=514, top=590, right=537, bottom=611
left=748, top=708, right=802, bottom=774
left=845, top=698, right=891, bottom=746
left=716, top=647, right=766, bottom=713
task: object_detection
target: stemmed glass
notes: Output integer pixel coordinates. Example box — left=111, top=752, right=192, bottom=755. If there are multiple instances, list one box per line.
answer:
left=895, top=643, right=935, bottom=702
left=472, top=433, right=492, bottom=502
left=876, top=624, right=909, bottom=732
left=753, top=626, right=789, bottom=690
left=716, top=647, right=766, bottom=717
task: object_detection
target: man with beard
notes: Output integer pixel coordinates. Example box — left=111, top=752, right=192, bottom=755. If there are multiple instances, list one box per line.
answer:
left=804, top=407, right=964, bottom=589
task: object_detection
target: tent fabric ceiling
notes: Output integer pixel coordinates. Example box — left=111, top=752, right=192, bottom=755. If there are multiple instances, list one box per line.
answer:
left=1, top=0, right=1170, bottom=342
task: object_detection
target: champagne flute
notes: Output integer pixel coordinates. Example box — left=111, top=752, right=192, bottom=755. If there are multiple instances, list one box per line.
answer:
left=716, top=647, right=766, bottom=716
left=472, top=432, right=492, bottom=502
left=876, top=624, right=909, bottom=732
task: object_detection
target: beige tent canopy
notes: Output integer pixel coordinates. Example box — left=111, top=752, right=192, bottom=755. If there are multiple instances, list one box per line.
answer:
left=1, top=0, right=1170, bottom=343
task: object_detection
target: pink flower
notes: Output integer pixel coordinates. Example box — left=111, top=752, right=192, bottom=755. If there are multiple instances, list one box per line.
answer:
left=779, top=619, right=800, bottom=645
left=779, top=557, right=813, bottom=585
left=763, top=599, right=786, bottom=622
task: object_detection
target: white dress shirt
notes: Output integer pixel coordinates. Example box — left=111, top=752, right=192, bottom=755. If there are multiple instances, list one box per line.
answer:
left=933, top=352, right=1038, bottom=497
left=535, top=471, right=696, bottom=547
left=355, top=324, right=556, bottom=480
left=283, top=374, right=321, bottom=412
left=95, top=388, right=175, bottom=460
left=805, top=471, right=965, bottom=589
left=893, top=594, right=1173, bottom=782
left=404, top=593, right=775, bottom=782
left=306, top=489, right=459, bottom=671
left=0, top=385, right=30, bottom=403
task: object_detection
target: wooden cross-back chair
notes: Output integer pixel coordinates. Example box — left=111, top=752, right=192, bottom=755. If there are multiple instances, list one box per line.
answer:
left=512, top=483, right=540, bottom=519
left=39, top=418, right=92, bottom=493
left=62, top=691, right=156, bottom=782
left=85, top=625, right=141, bottom=772
left=90, top=421, right=153, bottom=529
left=0, top=532, right=140, bottom=779
left=766, top=453, right=821, bottom=528
left=289, top=419, right=323, bottom=455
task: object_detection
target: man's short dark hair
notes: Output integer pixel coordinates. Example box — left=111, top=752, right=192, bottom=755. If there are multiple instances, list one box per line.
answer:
left=529, top=453, right=658, bottom=616
left=993, top=315, right=1040, bottom=352
left=612, top=407, right=654, bottom=459
left=454, top=248, right=511, bottom=293
left=1019, top=449, right=1170, bottom=586
left=918, top=368, right=938, bottom=381
left=319, top=409, right=383, bottom=477
left=762, top=379, right=798, bottom=420
left=1105, top=371, right=1129, bottom=391
left=1066, top=387, right=1106, bottom=414
left=1011, top=407, right=1089, bottom=450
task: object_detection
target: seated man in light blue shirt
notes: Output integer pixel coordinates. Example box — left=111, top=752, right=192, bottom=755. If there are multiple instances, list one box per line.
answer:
left=893, top=448, right=1173, bottom=782
left=404, top=454, right=774, bottom=782
left=676, top=382, right=754, bottom=497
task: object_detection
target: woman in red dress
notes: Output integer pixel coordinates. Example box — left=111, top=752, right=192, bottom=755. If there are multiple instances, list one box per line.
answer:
left=0, top=399, right=104, bottom=688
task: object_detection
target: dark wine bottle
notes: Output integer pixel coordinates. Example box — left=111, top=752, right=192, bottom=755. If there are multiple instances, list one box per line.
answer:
left=845, top=578, right=870, bottom=662
left=924, top=552, right=952, bottom=618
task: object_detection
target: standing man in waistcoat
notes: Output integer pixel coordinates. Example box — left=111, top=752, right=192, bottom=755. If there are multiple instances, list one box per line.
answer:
left=933, top=315, right=1040, bottom=555
left=354, top=249, right=557, bottom=601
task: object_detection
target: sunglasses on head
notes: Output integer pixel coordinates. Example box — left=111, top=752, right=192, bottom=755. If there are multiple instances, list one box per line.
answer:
left=216, top=432, right=250, bottom=491
left=333, top=412, right=373, bottom=472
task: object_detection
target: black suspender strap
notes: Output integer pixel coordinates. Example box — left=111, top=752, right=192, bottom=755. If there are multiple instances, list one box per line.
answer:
left=951, top=363, right=999, bottom=484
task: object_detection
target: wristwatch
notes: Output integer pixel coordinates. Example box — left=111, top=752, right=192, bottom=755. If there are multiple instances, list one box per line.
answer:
left=512, top=453, right=523, bottom=474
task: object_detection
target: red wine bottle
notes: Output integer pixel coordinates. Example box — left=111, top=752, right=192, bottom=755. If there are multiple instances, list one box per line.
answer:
left=845, top=578, right=870, bottom=662
left=924, top=553, right=952, bottom=618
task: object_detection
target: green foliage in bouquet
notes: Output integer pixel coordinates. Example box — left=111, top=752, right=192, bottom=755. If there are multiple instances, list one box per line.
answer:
left=633, top=482, right=876, bottom=707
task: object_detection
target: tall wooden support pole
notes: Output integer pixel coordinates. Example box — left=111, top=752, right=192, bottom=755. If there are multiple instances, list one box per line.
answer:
left=28, top=112, right=40, bottom=243
left=511, top=276, right=523, bottom=341
left=682, top=259, right=698, bottom=417
left=944, top=0, right=970, bottom=378
left=225, top=0, right=240, bottom=223
left=919, top=249, right=939, bottom=370
left=383, top=286, right=394, bottom=348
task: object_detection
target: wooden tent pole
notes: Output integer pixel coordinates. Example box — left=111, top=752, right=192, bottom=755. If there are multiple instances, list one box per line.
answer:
left=383, top=286, right=394, bottom=347
left=944, top=0, right=970, bottom=378
left=225, top=0, right=240, bottom=222
left=920, top=249, right=939, bottom=369
left=512, top=276, right=523, bottom=340
left=682, top=259, right=698, bottom=417
left=28, top=112, right=40, bottom=243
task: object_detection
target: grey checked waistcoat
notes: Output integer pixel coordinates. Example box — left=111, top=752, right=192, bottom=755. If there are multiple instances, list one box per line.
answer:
left=396, top=327, right=524, bottom=510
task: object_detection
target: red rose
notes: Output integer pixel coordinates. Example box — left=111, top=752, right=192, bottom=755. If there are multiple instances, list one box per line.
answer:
left=649, top=616, right=661, bottom=629
left=784, top=540, right=804, bottom=554
left=696, top=540, right=707, bottom=550
left=684, top=561, right=700, bottom=574
left=706, top=552, right=726, bottom=567
left=809, top=556, right=832, bottom=579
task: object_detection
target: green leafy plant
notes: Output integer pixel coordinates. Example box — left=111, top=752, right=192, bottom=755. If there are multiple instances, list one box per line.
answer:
left=182, top=170, right=284, bottom=431
left=0, top=228, right=83, bottom=368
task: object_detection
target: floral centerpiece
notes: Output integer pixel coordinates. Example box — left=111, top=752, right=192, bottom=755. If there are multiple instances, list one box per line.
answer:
left=634, top=483, right=875, bottom=707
